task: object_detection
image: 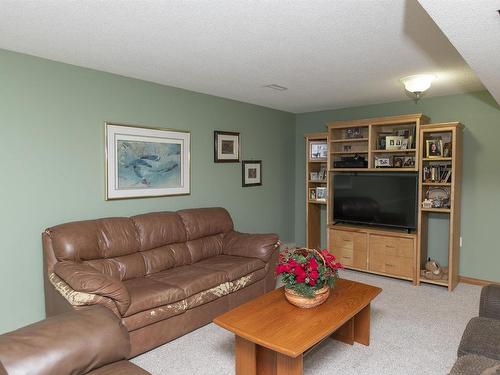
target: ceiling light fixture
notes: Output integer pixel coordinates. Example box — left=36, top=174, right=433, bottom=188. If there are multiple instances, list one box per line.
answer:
left=400, top=74, right=435, bottom=101
left=264, top=84, right=288, bottom=91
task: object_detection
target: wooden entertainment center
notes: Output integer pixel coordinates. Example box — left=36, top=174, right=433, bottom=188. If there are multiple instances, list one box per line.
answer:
left=305, top=114, right=462, bottom=291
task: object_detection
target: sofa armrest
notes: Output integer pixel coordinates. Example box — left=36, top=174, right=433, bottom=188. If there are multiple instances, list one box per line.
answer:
left=480, top=284, right=500, bottom=320
left=54, top=261, right=130, bottom=315
left=223, top=231, right=280, bottom=262
left=0, top=306, right=130, bottom=375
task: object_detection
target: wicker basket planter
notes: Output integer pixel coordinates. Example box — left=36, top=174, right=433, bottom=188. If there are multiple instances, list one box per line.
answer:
left=284, top=285, right=330, bottom=308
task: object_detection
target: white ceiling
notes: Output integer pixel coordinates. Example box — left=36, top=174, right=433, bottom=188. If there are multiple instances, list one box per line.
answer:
left=418, top=0, right=500, bottom=107
left=0, top=0, right=486, bottom=113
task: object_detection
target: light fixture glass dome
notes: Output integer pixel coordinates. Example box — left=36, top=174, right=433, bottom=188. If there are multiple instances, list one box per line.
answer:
left=400, top=74, right=435, bottom=94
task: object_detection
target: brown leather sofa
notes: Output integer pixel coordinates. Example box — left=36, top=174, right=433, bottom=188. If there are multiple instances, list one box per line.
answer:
left=0, top=306, right=150, bottom=375
left=43, top=207, right=279, bottom=356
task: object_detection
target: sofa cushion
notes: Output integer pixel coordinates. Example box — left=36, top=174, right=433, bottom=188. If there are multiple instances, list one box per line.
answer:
left=177, top=207, right=233, bottom=241
left=48, top=218, right=140, bottom=262
left=88, top=360, right=150, bottom=375
left=149, top=265, right=227, bottom=297
left=194, top=255, right=265, bottom=281
left=449, top=354, right=500, bottom=375
left=458, top=317, right=500, bottom=361
left=123, top=278, right=186, bottom=317
left=132, top=212, right=187, bottom=251
left=186, top=234, right=224, bottom=263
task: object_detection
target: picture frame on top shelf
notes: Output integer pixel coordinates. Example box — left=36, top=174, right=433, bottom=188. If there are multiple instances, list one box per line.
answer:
left=214, top=131, right=240, bottom=163
left=310, top=141, right=327, bottom=159
left=377, top=132, right=392, bottom=150
left=343, top=145, right=352, bottom=152
left=443, top=142, right=452, bottom=157
left=426, top=139, right=443, bottom=158
left=345, top=127, right=362, bottom=139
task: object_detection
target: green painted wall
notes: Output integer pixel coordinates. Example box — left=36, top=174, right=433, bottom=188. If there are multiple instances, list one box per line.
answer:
left=295, top=91, right=500, bottom=283
left=0, top=49, right=295, bottom=333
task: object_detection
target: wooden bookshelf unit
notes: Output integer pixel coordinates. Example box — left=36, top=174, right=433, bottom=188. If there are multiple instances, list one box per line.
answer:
left=305, top=132, right=328, bottom=249
left=417, top=123, right=462, bottom=290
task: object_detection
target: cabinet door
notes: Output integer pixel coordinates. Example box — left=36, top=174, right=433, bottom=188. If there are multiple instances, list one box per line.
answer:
left=329, top=229, right=367, bottom=269
left=369, top=234, right=414, bottom=278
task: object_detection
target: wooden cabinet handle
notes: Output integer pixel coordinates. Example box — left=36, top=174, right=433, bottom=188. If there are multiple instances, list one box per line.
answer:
left=343, top=256, right=352, bottom=259
left=343, top=239, right=352, bottom=242
left=385, top=263, right=395, bottom=267
left=385, top=245, right=395, bottom=248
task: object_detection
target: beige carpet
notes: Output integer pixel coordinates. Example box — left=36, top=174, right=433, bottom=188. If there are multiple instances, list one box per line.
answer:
left=132, top=270, right=481, bottom=374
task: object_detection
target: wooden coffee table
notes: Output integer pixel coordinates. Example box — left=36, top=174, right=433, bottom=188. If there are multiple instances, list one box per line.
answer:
left=213, top=278, right=381, bottom=375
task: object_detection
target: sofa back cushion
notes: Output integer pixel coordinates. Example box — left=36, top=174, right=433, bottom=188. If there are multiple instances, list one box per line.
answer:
left=178, top=208, right=233, bottom=262
left=47, top=217, right=144, bottom=280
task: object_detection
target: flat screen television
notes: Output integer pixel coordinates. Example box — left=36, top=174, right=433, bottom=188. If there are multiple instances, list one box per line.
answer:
left=333, top=172, right=418, bottom=230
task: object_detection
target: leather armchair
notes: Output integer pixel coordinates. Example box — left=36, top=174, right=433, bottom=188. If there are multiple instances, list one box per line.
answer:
left=0, top=306, right=149, bottom=375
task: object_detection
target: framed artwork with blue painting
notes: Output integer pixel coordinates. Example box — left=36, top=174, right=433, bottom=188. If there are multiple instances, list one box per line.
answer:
left=105, top=123, right=190, bottom=199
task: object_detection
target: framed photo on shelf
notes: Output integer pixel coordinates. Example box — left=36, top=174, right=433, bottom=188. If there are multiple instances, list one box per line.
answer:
left=310, top=171, right=319, bottom=181
left=386, top=136, right=404, bottom=151
left=343, top=145, right=352, bottom=152
left=426, top=139, right=443, bottom=158
left=310, top=142, right=327, bottom=159
left=214, top=131, right=240, bottom=162
left=392, top=156, right=405, bottom=168
left=443, top=142, right=452, bottom=157
left=242, top=160, right=262, bottom=187
left=345, top=127, right=362, bottom=139
left=316, top=187, right=327, bottom=201
left=374, top=156, right=391, bottom=168
left=105, top=122, right=190, bottom=200
left=377, top=132, right=392, bottom=150
left=403, top=156, right=415, bottom=168
left=309, top=188, right=316, bottom=200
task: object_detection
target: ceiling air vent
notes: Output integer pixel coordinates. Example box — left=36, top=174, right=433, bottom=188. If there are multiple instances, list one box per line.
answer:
left=264, top=84, right=288, bottom=91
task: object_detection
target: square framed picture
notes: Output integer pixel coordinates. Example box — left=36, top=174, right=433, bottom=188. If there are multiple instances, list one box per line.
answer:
left=310, top=142, right=327, bottom=160
left=105, top=122, right=190, bottom=200
left=403, top=156, right=415, bottom=168
left=242, top=160, right=262, bottom=187
left=214, top=131, right=240, bottom=162
left=426, top=139, right=443, bottom=158
left=316, top=187, right=327, bottom=201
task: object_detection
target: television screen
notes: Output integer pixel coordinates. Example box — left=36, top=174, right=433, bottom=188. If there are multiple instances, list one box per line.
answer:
left=333, top=172, right=418, bottom=230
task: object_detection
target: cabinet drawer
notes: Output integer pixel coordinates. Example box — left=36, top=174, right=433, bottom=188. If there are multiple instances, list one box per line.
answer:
left=370, top=235, right=414, bottom=259
left=331, top=230, right=355, bottom=250
left=331, top=246, right=353, bottom=267
left=384, top=255, right=413, bottom=278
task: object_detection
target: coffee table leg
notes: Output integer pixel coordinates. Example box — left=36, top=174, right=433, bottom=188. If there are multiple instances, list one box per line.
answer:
left=331, top=317, right=354, bottom=345
left=235, top=336, right=256, bottom=375
left=354, top=303, right=371, bottom=346
left=277, top=352, right=303, bottom=375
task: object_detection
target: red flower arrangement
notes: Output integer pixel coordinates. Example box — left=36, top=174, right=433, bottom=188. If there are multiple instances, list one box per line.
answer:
left=276, top=248, right=343, bottom=298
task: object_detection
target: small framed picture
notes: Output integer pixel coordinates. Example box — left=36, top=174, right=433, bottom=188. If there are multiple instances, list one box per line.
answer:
left=401, top=139, right=409, bottom=150
left=310, top=142, right=327, bottom=159
left=242, top=160, right=262, bottom=187
left=214, top=131, right=240, bottom=162
left=316, top=187, right=327, bottom=201
left=310, top=172, right=319, bottom=181
left=345, top=127, right=362, bottom=139
left=393, top=156, right=404, bottom=168
left=403, top=156, right=415, bottom=168
left=386, top=136, right=404, bottom=151
left=443, top=142, right=452, bottom=157
left=377, top=133, right=392, bottom=150
left=375, top=156, right=391, bottom=168
left=343, top=145, right=352, bottom=152
left=426, top=139, right=443, bottom=158
left=309, top=188, right=316, bottom=200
